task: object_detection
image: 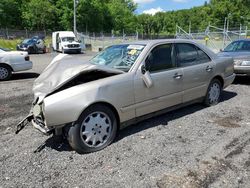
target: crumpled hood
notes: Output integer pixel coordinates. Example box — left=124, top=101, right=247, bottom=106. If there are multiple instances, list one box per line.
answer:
left=33, top=54, right=124, bottom=99
left=218, top=51, right=250, bottom=60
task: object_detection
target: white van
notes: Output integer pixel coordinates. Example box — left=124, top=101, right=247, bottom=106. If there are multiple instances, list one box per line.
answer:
left=52, top=31, right=82, bottom=54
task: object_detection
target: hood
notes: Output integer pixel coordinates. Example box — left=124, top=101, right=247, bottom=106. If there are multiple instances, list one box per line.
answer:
left=218, top=51, right=250, bottom=60
left=33, top=54, right=124, bottom=100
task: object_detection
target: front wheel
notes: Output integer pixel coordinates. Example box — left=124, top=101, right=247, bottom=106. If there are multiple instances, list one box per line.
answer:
left=204, top=79, right=222, bottom=106
left=67, top=104, right=118, bottom=154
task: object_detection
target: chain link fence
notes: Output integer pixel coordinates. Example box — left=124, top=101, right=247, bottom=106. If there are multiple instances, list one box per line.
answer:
left=176, top=24, right=250, bottom=53
left=0, top=28, right=50, bottom=39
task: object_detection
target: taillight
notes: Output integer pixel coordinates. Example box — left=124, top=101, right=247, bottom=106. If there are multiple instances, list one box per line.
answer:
left=25, top=56, right=30, bottom=61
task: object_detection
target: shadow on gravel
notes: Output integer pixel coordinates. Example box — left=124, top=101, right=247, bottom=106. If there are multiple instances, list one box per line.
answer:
left=116, top=90, right=237, bottom=142
left=233, top=76, right=250, bottom=85
left=10, top=72, right=40, bottom=81
left=221, top=90, right=237, bottom=102
left=33, top=136, right=72, bottom=153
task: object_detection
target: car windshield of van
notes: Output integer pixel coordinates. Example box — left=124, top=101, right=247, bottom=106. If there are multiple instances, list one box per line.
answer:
left=90, top=44, right=145, bottom=72
left=61, top=37, right=75, bottom=42
left=224, top=41, right=250, bottom=52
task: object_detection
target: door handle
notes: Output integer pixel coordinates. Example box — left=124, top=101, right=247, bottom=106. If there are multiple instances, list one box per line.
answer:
left=173, top=73, right=183, bottom=80
left=206, top=66, right=213, bottom=72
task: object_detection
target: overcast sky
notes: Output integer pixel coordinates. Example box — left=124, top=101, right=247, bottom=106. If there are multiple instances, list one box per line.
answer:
left=134, top=0, right=207, bottom=15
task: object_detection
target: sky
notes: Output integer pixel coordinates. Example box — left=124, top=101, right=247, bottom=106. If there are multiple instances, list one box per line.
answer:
left=134, top=0, right=207, bottom=15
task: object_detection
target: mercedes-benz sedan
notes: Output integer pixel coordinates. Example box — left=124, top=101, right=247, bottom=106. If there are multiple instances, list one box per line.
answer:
left=16, top=39, right=235, bottom=153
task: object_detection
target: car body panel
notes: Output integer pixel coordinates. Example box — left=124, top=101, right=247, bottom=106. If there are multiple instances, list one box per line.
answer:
left=29, top=39, right=235, bottom=132
left=0, top=50, right=32, bottom=72
left=134, top=66, right=183, bottom=117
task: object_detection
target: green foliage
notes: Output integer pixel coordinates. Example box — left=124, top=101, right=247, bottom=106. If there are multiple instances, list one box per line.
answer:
left=22, top=0, right=57, bottom=30
left=0, top=0, right=249, bottom=34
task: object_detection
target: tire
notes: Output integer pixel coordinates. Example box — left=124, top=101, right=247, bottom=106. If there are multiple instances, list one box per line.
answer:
left=204, top=79, right=222, bottom=106
left=67, top=104, right=118, bottom=154
left=0, top=64, right=12, bottom=81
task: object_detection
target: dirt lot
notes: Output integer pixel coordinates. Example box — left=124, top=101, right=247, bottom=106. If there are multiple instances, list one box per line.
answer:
left=0, top=53, right=250, bottom=188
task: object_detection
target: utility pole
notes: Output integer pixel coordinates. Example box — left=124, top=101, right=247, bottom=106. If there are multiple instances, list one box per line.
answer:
left=74, top=0, right=79, bottom=35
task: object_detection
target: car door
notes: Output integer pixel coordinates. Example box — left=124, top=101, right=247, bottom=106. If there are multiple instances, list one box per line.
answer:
left=175, top=43, right=215, bottom=103
left=134, top=43, right=183, bottom=117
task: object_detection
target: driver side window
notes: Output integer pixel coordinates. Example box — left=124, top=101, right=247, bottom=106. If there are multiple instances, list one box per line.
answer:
left=147, top=44, right=175, bottom=72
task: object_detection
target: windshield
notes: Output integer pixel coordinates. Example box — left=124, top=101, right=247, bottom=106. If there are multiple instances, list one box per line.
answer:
left=224, top=41, right=250, bottom=52
left=61, top=37, right=75, bottom=42
left=90, top=44, right=145, bottom=71
left=22, top=39, right=35, bottom=44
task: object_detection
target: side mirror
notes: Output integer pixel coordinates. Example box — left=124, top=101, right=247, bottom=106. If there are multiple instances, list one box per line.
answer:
left=141, top=64, right=153, bottom=88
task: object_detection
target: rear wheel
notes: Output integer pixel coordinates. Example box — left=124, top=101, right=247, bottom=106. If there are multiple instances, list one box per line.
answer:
left=0, top=64, right=12, bottom=81
left=204, top=79, right=222, bottom=106
left=67, top=104, right=118, bottom=154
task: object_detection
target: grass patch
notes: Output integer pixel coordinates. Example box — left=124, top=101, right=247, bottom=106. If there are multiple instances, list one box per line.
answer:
left=0, top=37, right=52, bottom=50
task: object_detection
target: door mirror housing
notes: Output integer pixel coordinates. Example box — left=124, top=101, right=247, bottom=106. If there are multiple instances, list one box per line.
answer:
left=141, top=64, right=153, bottom=88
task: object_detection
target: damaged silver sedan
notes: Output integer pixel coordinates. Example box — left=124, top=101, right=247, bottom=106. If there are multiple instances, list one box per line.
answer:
left=16, top=39, right=235, bottom=153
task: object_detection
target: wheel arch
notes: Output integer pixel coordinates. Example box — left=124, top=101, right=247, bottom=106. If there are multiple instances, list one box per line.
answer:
left=0, top=63, right=13, bottom=71
left=212, top=75, right=224, bottom=88
left=80, top=101, right=121, bottom=129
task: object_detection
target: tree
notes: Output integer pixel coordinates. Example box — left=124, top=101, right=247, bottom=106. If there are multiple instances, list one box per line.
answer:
left=22, top=0, right=57, bottom=30
left=0, top=0, right=23, bottom=28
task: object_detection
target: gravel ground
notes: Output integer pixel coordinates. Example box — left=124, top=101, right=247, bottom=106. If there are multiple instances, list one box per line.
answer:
left=0, top=53, right=250, bottom=188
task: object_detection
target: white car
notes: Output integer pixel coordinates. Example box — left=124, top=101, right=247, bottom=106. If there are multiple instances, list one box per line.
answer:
left=0, top=47, right=33, bottom=81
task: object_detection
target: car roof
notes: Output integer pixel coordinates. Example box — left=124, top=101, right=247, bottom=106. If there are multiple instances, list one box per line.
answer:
left=122, top=39, right=198, bottom=45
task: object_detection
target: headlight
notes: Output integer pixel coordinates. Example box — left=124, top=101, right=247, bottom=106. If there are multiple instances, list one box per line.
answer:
left=241, top=61, right=250, bottom=66
left=33, top=104, right=42, bottom=116
left=234, top=60, right=243, bottom=66
left=64, top=45, right=68, bottom=47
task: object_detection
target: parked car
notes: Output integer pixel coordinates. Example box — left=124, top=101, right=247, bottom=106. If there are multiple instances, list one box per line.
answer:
left=17, top=36, right=46, bottom=54
left=0, top=47, right=33, bottom=81
left=16, top=39, right=235, bottom=153
left=218, top=39, right=250, bottom=76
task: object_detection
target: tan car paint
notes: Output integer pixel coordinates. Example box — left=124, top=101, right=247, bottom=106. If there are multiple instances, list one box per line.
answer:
left=32, top=39, right=235, bottom=131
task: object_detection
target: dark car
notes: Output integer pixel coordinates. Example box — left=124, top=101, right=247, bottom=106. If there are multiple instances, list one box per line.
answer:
left=218, top=39, right=250, bottom=76
left=17, top=36, right=46, bottom=54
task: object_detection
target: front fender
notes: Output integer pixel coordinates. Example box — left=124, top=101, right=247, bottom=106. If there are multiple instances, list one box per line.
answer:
left=43, top=84, right=100, bottom=126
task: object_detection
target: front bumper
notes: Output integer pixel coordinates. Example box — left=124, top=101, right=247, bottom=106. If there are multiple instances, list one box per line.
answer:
left=16, top=114, right=53, bottom=135
left=17, top=46, right=28, bottom=51
left=63, top=48, right=81, bottom=52
left=31, top=115, right=53, bottom=135
left=234, top=66, right=250, bottom=76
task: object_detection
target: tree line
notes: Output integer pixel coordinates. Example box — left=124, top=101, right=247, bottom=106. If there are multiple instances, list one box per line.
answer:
left=0, top=0, right=249, bottom=35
